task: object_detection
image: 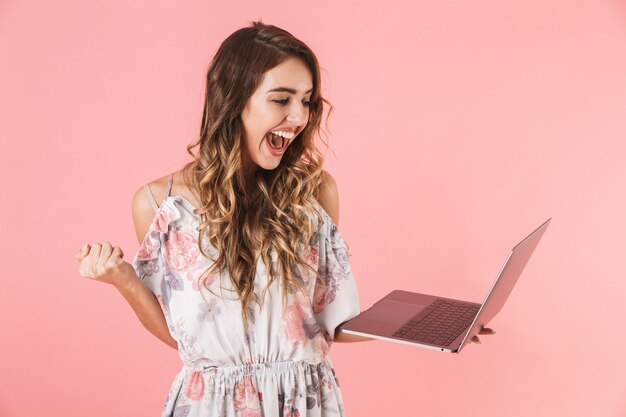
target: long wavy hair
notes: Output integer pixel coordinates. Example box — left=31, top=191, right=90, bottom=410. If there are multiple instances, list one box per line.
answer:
left=179, top=21, right=335, bottom=335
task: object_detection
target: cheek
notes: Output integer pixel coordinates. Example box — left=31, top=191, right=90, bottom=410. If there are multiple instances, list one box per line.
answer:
left=246, top=131, right=268, bottom=155
left=242, top=124, right=264, bottom=147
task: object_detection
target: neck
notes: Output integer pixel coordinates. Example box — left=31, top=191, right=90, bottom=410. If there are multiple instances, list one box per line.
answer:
left=244, top=163, right=258, bottom=183
left=242, top=162, right=260, bottom=198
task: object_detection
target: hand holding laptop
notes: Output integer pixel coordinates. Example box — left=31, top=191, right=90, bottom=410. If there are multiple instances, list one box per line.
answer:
left=340, top=218, right=551, bottom=353
left=469, top=326, right=496, bottom=344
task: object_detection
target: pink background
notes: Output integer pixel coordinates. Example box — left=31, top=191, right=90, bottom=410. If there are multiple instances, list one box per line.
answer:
left=1, top=0, right=625, bottom=416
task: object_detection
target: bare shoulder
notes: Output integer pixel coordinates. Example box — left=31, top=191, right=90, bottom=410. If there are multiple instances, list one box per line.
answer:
left=317, top=169, right=340, bottom=226
left=131, top=173, right=173, bottom=245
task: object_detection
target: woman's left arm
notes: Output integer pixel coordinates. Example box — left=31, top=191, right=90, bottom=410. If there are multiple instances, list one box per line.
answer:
left=318, top=171, right=373, bottom=343
left=334, top=330, right=376, bottom=342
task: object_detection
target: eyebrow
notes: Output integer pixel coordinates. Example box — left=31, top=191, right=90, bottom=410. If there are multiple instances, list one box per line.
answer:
left=266, top=87, right=313, bottom=94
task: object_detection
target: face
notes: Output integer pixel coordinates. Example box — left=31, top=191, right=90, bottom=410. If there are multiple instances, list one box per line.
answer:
left=240, top=56, right=313, bottom=178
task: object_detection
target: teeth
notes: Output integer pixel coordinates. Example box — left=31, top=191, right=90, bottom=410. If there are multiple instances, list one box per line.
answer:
left=270, top=130, right=295, bottom=139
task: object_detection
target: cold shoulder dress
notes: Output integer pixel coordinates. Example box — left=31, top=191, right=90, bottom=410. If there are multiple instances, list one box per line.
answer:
left=132, top=174, right=361, bottom=417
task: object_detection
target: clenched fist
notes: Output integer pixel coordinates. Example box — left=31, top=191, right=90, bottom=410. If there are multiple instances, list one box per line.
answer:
left=75, top=242, right=136, bottom=289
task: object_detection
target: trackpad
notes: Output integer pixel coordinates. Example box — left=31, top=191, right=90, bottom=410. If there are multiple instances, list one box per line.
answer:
left=370, top=300, right=424, bottom=324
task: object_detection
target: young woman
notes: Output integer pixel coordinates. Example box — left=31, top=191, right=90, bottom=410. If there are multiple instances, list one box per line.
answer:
left=75, top=21, right=371, bottom=416
left=75, top=20, right=493, bottom=417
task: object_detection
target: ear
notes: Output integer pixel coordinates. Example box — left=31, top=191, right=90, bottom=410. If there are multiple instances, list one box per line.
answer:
left=317, top=170, right=340, bottom=226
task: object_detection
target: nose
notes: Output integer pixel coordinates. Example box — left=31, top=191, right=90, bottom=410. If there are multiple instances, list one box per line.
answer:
left=287, top=102, right=308, bottom=127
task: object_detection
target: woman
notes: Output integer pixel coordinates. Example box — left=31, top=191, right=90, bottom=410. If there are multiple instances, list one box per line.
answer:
left=76, top=21, right=371, bottom=416
left=75, top=21, right=492, bottom=416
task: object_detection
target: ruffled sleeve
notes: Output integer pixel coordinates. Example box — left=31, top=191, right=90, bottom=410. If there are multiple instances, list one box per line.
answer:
left=311, top=203, right=361, bottom=343
left=131, top=198, right=183, bottom=337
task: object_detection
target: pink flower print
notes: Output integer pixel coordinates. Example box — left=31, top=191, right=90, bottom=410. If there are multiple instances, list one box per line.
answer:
left=304, top=245, right=319, bottom=267
left=137, top=234, right=159, bottom=261
left=282, top=407, right=301, bottom=417
left=190, top=269, right=216, bottom=291
left=184, top=269, right=195, bottom=282
left=184, top=370, right=205, bottom=400
left=155, top=207, right=177, bottom=233
left=239, top=409, right=262, bottom=417
left=301, top=245, right=319, bottom=283
left=234, top=375, right=262, bottom=417
left=166, top=230, right=199, bottom=272
left=291, top=292, right=320, bottom=339
left=312, top=284, right=327, bottom=314
left=283, top=300, right=308, bottom=346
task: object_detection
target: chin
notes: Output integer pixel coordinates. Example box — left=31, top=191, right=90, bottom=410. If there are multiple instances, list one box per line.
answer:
left=261, top=161, right=281, bottom=171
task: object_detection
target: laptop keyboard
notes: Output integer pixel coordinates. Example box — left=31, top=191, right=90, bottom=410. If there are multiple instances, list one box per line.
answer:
left=392, top=299, right=480, bottom=347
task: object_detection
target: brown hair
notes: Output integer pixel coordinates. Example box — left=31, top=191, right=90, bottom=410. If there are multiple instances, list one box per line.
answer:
left=180, top=20, right=334, bottom=334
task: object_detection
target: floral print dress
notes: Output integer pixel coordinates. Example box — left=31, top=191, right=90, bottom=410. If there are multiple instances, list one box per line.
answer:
left=132, top=174, right=361, bottom=417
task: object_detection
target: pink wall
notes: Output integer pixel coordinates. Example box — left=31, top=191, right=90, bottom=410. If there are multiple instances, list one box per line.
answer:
left=1, top=0, right=625, bottom=416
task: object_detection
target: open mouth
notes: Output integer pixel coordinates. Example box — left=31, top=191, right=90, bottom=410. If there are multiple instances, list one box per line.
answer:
left=265, top=132, right=289, bottom=151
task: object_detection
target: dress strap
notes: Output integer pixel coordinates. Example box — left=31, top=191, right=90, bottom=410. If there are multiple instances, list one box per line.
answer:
left=143, top=184, right=160, bottom=213
left=166, top=173, right=173, bottom=198
left=143, top=174, right=174, bottom=214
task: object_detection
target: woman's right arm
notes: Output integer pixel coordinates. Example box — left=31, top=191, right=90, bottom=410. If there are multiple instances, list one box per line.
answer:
left=75, top=184, right=178, bottom=350
left=122, top=184, right=178, bottom=350
left=115, top=272, right=178, bottom=350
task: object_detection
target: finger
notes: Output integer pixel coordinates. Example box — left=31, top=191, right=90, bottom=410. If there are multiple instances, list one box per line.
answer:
left=85, top=243, right=101, bottom=276
left=111, top=246, right=123, bottom=264
left=74, top=243, right=90, bottom=260
left=471, top=335, right=481, bottom=344
left=479, top=328, right=496, bottom=335
left=98, top=242, right=113, bottom=267
left=88, top=242, right=101, bottom=258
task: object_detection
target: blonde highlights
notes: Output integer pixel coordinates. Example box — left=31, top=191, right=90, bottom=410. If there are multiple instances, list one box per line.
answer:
left=180, top=21, right=335, bottom=335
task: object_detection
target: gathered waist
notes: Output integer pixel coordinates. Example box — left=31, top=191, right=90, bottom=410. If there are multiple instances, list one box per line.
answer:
left=182, top=357, right=330, bottom=378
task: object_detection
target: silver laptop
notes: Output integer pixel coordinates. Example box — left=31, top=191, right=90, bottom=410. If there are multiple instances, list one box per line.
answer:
left=340, top=218, right=551, bottom=353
